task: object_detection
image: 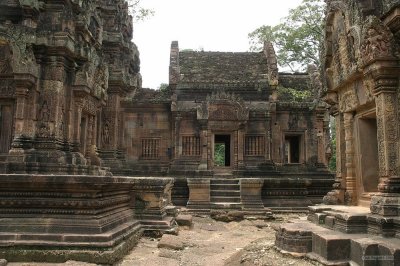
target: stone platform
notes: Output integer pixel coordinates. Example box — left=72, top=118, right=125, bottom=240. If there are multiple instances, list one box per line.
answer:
left=275, top=205, right=400, bottom=265
left=0, top=174, right=176, bottom=264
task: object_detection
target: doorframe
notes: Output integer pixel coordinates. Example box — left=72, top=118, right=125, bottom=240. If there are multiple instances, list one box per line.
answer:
left=212, top=132, right=233, bottom=169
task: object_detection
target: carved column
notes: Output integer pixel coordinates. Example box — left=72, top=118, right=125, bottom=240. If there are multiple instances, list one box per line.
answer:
left=187, top=178, right=210, bottom=211
left=174, top=114, right=181, bottom=158
left=360, top=20, right=400, bottom=216
left=10, top=74, right=36, bottom=150
left=98, top=93, right=123, bottom=169
left=370, top=90, right=400, bottom=216
left=265, top=116, right=271, bottom=161
left=240, top=178, right=264, bottom=210
left=237, top=127, right=245, bottom=169
left=198, top=121, right=208, bottom=170
left=343, top=112, right=357, bottom=205
left=323, top=107, right=345, bottom=204
left=72, top=97, right=84, bottom=151
left=316, top=105, right=326, bottom=167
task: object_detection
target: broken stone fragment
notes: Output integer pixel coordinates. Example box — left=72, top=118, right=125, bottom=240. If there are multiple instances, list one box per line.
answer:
left=176, top=214, right=193, bottom=227
left=157, top=234, right=185, bottom=250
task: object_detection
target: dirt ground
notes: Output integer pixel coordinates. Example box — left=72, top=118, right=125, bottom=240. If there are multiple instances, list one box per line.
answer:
left=115, top=214, right=322, bottom=266
left=7, top=214, right=323, bottom=266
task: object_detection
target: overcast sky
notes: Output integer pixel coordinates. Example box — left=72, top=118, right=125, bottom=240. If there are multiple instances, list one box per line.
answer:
left=133, top=0, right=303, bottom=89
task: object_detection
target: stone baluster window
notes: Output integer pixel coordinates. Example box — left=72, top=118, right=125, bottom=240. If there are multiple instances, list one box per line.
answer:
left=245, top=135, right=265, bottom=156
left=182, top=136, right=200, bottom=156
left=141, top=138, right=160, bottom=159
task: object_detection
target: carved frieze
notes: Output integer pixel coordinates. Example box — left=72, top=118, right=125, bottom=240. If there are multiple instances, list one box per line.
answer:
left=209, top=104, right=238, bottom=121
left=361, top=17, right=395, bottom=64
left=197, top=92, right=249, bottom=121
left=339, top=88, right=359, bottom=112
left=0, top=79, right=15, bottom=98
left=0, top=41, right=12, bottom=74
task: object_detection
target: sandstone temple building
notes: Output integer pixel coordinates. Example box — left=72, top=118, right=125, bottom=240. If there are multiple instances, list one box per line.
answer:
left=114, top=41, right=334, bottom=210
left=3, top=0, right=399, bottom=265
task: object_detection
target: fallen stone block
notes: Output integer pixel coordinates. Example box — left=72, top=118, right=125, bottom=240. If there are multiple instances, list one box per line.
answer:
left=157, top=234, right=184, bottom=250
left=176, top=214, right=193, bottom=227
left=0, top=259, right=6, bottom=266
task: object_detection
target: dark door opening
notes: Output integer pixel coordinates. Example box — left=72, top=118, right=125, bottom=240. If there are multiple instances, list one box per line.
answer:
left=0, top=104, right=13, bottom=154
left=214, top=134, right=231, bottom=167
left=358, top=116, right=379, bottom=193
left=285, top=135, right=300, bottom=163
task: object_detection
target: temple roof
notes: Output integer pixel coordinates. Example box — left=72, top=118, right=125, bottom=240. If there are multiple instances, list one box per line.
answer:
left=178, top=51, right=268, bottom=83
left=278, top=73, right=310, bottom=90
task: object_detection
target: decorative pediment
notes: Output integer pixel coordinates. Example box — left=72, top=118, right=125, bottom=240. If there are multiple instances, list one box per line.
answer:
left=339, top=88, right=359, bottom=112
left=361, top=16, right=396, bottom=65
left=197, top=92, right=249, bottom=121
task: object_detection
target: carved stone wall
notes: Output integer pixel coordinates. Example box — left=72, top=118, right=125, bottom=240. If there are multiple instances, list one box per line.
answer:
left=323, top=0, right=400, bottom=213
left=0, top=0, right=140, bottom=174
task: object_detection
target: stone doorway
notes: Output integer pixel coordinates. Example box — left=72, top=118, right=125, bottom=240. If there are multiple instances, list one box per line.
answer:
left=356, top=111, right=379, bottom=206
left=284, top=135, right=300, bottom=163
left=214, top=134, right=231, bottom=167
left=0, top=104, right=13, bottom=154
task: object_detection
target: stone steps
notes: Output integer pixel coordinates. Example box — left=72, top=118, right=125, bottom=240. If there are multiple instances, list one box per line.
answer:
left=210, top=190, right=240, bottom=197
left=276, top=206, right=400, bottom=266
left=277, top=220, right=400, bottom=265
left=210, top=179, right=241, bottom=206
left=212, top=202, right=242, bottom=210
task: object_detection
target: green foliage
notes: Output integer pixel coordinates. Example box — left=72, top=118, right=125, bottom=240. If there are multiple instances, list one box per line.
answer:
left=214, top=143, right=225, bottom=166
left=127, top=0, right=154, bottom=22
left=158, top=83, right=169, bottom=91
left=328, top=116, right=336, bottom=172
left=248, top=0, right=325, bottom=71
left=276, top=86, right=312, bottom=102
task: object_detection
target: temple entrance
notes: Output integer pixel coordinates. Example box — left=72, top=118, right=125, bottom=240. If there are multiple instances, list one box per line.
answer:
left=284, top=135, right=300, bottom=163
left=0, top=104, right=13, bottom=154
left=356, top=112, right=379, bottom=205
left=214, top=134, right=231, bottom=167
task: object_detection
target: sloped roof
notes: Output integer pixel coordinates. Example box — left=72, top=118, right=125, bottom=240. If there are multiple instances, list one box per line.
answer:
left=178, top=51, right=268, bottom=83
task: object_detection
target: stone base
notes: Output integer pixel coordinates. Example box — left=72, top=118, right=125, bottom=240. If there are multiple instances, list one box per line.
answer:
left=276, top=205, right=400, bottom=265
left=140, top=217, right=179, bottom=235
left=132, top=177, right=177, bottom=235
left=0, top=174, right=142, bottom=264
left=0, top=224, right=142, bottom=264
left=370, top=193, right=400, bottom=216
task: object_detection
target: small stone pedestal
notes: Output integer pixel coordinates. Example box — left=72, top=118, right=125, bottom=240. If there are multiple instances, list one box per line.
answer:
left=240, top=178, right=264, bottom=210
left=132, top=177, right=178, bottom=234
left=0, top=174, right=142, bottom=264
left=187, top=178, right=210, bottom=212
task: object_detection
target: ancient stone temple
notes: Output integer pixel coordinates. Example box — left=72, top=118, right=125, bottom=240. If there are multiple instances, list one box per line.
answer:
left=276, top=0, right=400, bottom=265
left=120, top=41, right=334, bottom=211
left=0, top=0, right=176, bottom=263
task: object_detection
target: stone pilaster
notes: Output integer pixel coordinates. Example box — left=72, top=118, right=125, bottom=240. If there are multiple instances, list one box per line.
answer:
left=316, top=104, right=327, bottom=167
left=9, top=74, right=36, bottom=151
left=323, top=109, right=345, bottom=204
left=370, top=89, right=400, bottom=216
left=198, top=122, right=208, bottom=170
left=187, top=178, right=210, bottom=211
left=174, top=114, right=181, bottom=159
left=99, top=93, right=124, bottom=169
left=132, top=177, right=178, bottom=234
left=240, top=178, right=264, bottom=210
left=237, top=128, right=245, bottom=169
left=343, top=112, right=357, bottom=205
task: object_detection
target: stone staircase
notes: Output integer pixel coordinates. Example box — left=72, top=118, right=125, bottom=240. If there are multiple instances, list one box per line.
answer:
left=275, top=205, right=400, bottom=265
left=210, top=178, right=242, bottom=209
